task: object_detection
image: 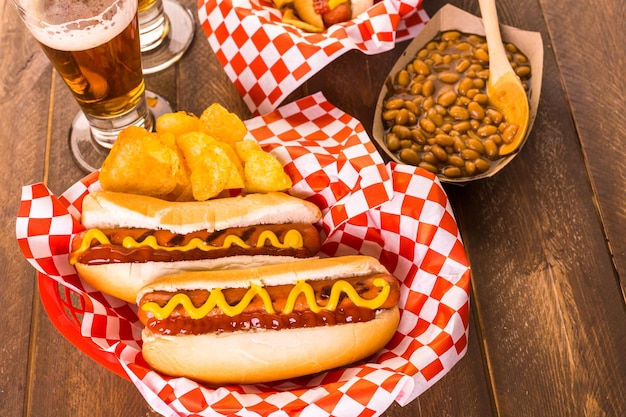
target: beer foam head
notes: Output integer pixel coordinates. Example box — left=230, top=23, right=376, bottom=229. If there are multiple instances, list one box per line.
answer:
left=20, top=0, right=137, bottom=51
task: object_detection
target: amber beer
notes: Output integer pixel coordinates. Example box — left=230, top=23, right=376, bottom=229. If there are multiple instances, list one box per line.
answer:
left=138, top=0, right=158, bottom=12
left=24, top=0, right=144, bottom=121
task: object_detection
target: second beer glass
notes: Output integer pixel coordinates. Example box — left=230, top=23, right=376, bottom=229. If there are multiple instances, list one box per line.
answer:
left=138, top=0, right=195, bottom=74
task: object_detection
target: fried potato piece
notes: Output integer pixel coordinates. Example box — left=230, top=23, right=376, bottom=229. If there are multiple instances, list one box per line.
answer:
left=234, top=139, right=264, bottom=161
left=235, top=140, right=293, bottom=192
left=242, top=149, right=293, bottom=193
left=156, top=111, right=200, bottom=138
left=199, top=103, right=247, bottom=145
left=212, top=141, right=245, bottom=190
left=177, top=132, right=245, bottom=200
left=99, top=127, right=186, bottom=199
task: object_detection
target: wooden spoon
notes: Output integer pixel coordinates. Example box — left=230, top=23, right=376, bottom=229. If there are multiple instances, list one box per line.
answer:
left=478, top=0, right=529, bottom=156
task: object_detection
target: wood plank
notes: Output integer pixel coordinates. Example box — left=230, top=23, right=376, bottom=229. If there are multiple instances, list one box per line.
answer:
left=0, top=2, right=54, bottom=416
left=431, top=0, right=626, bottom=415
left=540, top=0, right=626, bottom=297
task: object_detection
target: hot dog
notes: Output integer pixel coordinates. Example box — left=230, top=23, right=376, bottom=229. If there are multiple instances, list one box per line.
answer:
left=69, top=191, right=322, bottom=302
left=136, top=255, right=401, bottom=385
left=292, top=0, right=373, bottom=31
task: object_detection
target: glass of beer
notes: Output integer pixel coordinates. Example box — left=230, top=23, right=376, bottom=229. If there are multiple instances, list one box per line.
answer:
left=11, top=0, right=170, bottom=172
left=138, top=0, right=195, bottom=74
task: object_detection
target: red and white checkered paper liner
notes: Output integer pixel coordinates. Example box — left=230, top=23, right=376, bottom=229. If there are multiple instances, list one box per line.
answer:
left=16, top=93, right=470, bottom=416
left=197, top=0, right=429, bottom=114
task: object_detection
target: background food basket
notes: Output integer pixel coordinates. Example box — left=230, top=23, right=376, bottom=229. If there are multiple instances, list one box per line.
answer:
left=197, top=0, right=430, bottom=114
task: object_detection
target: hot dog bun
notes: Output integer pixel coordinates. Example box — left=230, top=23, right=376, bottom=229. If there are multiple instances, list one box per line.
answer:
left=72, top=191, right=322, bottom=302
left=137, top=255, right=401, bottom=385
left=81, top=190, right=321, bottom=234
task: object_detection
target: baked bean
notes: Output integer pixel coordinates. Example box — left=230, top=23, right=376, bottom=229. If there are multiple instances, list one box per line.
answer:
left=456, top=59, right=471, bottom=74
left=461, top=149, right=481, bottom=160
left=468, top=102, right=485, bottom=120
left=428, top=112, right=444, bottom=127
left=456, top=96, right=471, bottom=107
left=515, top=65, right=531, bottom=78
left=505, top=43, right=518, bottom=53
left=465, top=161, right=476, bottom=175
left=422, top=79, right=435, bottom=97
left=435, top=134, right=455, bottom=147
left=383, top=109, right=399, bottom=121
left=441, top=30, right=461, bottom=41
left=437, top=91, right=458, bottom=107
left=404, top=100, right=419, bottom=115
left=448, top=155, right=465, bottom=167
left=419, top=118, right=437, bottom=133
left=397, top=70, right=410, bottom=87
left=453, top=137, right=467, bottom=152
left=474, top=48, right=489, bottom=62
left=386, top=133, right=401, bottom=151
left=475, top=158, right=491, bottom=173
left=467, top=138, right=486, bottom=154
left=381, top=31, right=532, bottom=179
left=449, top=106, right=470, bottom=120
left=422, top=152, right=438, bottom=165
left=392, top=124, right=412, bottom=139
left=385, top=98, right=405, bottom=110
left=486, top=109, right=503, bottom=124
left=473, top=93, right=489, bottom=105
left=477, top=70, right=490, bottom=80
left=477, top=125, right=498, bottom=137
left=411, top=129, right=427, bottom=144
left=439, top=73, right=460, bottom=84
left=395, top=108, right=410, bottom=125
left=419, top=162, right=439, bottom=174
left=410, top=82, right=422, bottom=95
left=443, top=166, right=462, bottom=178
left=399, top=148, right=421, bottom=165
left=483, top=139, right=499, bottom=159
left=487, top=134, right=502, bottom=145
left=413, top=59, right=430, bottom=75
left=501, top=123, right=519, bottom=143
left=422, top=96, right=435, bottom=110
left=453, top=121, right=471, bottom=132
left=400, top=139, right=412, bottom=149
left=431, top=144, right=449, bottom=161
left=472, top=78, right=485, bottom=89
left=457, top=77, right=473, bottom=95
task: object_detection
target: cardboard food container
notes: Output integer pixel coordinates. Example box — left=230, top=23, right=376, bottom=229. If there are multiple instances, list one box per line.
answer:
left=373, top=4, right=544, bottom=184
left=197, top=0, right=430, bottom=115
left=16, top=93, right=471, bottom=416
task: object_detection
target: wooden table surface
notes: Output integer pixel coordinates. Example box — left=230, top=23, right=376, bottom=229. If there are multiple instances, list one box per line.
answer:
left=1, top=0, right=625, bottom=415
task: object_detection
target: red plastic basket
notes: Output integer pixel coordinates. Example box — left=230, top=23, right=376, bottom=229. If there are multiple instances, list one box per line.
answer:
left=37, top=273, right=129, bottom=380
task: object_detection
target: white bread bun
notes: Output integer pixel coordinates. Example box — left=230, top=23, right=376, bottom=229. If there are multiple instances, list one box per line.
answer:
left=137, top=255, right=400, bottom=385
left=141, top=307, right=399, bottom=385
left=136, top=255, right=389, bottom=297
left=81, top=190, right=322, bottom=235
left=77, top=255, right=312, bottom=303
